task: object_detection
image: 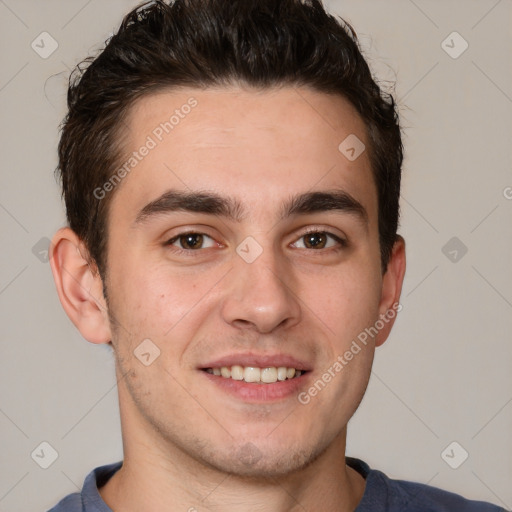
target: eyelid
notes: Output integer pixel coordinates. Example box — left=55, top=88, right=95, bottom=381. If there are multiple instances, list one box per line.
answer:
left=292, top=226, right=348, bottom=248
left=162, top=224, right=219, bottom=243
left=299, top=226, right=345, bottom=238
left=165, top=231, right=219, bottom=249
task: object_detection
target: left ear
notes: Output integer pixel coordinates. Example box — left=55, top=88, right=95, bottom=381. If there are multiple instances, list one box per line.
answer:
left=374, top=235, right=406, bottom=347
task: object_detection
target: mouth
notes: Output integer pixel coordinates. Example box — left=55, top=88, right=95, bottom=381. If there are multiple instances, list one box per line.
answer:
left=198, top=354, right=312, bottom=402
left=202, top=365, right=307, bottom=384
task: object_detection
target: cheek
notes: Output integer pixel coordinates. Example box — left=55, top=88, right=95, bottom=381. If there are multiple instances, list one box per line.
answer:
left=302, top=260, right=382, bottom=345
left=108, top=257, right=222, bottom=340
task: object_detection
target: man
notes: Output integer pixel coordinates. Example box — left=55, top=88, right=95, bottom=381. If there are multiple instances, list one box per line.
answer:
left=48, top=0, right=505, bottom=510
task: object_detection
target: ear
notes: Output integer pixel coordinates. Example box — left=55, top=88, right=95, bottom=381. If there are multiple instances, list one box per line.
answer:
left=374, top=236, right=406, bottom=348
left=49, top=227, right=112, bottom=344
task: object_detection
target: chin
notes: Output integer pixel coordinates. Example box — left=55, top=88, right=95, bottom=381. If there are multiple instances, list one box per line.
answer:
left=195, top=437, right=326, bottom=479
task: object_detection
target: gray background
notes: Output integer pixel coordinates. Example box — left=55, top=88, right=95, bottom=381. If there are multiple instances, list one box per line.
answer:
left=0, top=0, right=511, bottom=510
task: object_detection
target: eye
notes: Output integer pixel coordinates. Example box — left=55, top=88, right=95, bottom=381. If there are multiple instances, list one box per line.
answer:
left=292, top=230, right=346, bottom=250
left=167, top=232, right=217, bottom=250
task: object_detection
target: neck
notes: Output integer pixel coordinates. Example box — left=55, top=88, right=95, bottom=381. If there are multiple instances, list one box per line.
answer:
left=99, top=381, right=366, bottom=511
left=100, top=437, right=365, bottom=511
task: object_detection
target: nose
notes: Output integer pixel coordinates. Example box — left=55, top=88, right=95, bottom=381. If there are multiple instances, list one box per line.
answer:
left=220, top=245, right=302, bottom=334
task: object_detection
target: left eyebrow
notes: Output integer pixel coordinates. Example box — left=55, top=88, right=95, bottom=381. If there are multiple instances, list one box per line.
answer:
left=133, top=188, right=368, bottom=228
left=282, top=190, right=368, bottom=228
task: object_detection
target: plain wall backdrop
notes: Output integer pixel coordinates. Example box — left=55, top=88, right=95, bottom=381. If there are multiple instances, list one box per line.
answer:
left=0, top=1, right=511, bottom=510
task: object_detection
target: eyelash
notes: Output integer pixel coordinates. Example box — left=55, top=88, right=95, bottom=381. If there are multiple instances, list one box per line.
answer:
left=164, top=228, right=348, bottom=255
left=296, top=228, right=348, bottom=250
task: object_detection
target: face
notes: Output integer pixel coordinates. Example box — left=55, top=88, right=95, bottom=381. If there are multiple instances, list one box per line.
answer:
left=100, top=86, right=403, bottom=477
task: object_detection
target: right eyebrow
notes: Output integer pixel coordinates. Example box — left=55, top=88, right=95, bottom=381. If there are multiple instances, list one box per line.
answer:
left=133, top=189, right=247, bottom=225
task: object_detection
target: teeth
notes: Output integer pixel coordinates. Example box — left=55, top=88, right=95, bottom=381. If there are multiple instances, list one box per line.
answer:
left=261, top=367, right=277, bottom=383
left=244, top=367, right=260, bottom=382
left=220, top=366, right=231, bottom=378
left=231, top=365, right=244, bottom=381
left=205, top=365, right=304, bottom=383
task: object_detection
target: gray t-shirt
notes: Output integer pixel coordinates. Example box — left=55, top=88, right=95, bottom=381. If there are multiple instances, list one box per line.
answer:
left=47, top=457, right=507, bottom=511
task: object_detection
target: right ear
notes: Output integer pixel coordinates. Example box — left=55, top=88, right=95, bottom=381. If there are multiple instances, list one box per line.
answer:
left=49, top=227, right=112, bottom=344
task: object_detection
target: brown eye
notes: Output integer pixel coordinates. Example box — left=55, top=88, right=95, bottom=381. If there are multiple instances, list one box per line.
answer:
left=292, top=231, right=345, bottom=250
left=303, top=232, right=328, bottom=249
left=167, top=232, right=216, bottom=250
left=179, top=233, right=204, bottom=249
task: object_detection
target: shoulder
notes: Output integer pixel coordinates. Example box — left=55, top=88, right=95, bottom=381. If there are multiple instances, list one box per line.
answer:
left=46, top=492, right=82, bottom=512
left=46, top=461, right=122, bottom=512
left=373, top=469, right=505, bottom=511
left=348, top=458, right=507, bottom=512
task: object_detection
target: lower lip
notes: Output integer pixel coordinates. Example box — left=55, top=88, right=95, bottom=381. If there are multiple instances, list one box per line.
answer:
left=200, top=371, right=311, bottom=402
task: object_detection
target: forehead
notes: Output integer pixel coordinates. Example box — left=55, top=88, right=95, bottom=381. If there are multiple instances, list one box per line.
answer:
left=111, top=85, right=377, bottom=224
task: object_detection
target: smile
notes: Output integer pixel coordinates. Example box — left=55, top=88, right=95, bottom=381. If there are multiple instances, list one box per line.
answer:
left=203, top=366, right=304, bottom=383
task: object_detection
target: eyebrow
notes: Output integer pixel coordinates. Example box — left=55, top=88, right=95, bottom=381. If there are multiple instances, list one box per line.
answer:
left=133, top=189, right=368, bottom=227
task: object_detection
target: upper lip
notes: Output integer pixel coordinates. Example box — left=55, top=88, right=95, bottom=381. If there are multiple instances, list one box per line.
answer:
left=200, top=353, right=312, bottom=372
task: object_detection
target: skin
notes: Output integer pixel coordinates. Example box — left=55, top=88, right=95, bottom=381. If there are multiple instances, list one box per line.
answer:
left=50, top=86, right=406, bottom=512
